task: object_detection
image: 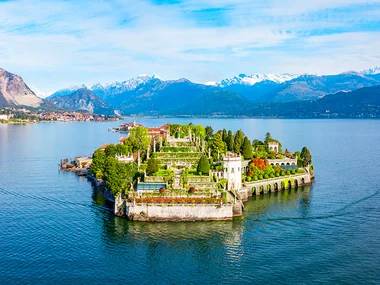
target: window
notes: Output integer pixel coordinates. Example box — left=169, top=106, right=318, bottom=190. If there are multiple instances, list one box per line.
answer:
left=231, top=167, right=234, bottom=173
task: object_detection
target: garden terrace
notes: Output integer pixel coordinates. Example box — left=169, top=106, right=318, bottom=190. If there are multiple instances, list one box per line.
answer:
left=154, top=152, right=202, bottom=159
left=132, top=197, right=223, bottom=205
left=160, top=146, right=198, bottom=152
left=129, top=189, right=218, bottom=199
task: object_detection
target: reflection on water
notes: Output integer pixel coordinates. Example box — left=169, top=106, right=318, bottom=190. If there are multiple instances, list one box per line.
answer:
left=94, top=185, right=312, bottom=244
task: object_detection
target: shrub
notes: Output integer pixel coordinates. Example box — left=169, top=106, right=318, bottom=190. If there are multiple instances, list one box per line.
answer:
left=246, top=176, right=252, bottom=182
left=258, top=174, right=263, bottom=180
left=253, top=175, right=258, bottom=181
left=188, top=187, right=195, bottom=194
left=264, top=174, right=269, bottom=179
left=291, top=170, right=296, bottom=174
left=286, top=169, right=291, bottom=175
left=270, top=173, right=275, bottom=178
left=159, top=187, right=165, bottom=193
left=275, top=171, right=280, bottom=177
left=280, top=170, right=285, bottom=176
left=146, top=158, right=159, bottom=175
left=197, top=154, right=210, bottom=175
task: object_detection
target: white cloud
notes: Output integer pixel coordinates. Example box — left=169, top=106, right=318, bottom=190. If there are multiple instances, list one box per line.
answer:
left=0, top=0, right=379, bottom=92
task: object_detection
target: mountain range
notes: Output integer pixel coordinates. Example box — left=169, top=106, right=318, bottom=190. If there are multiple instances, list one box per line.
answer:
left=0, top=68, right=43, bottom=107
left=1, top=66, right=380, bottom=117
left=49, top=88, right=116, bottom=116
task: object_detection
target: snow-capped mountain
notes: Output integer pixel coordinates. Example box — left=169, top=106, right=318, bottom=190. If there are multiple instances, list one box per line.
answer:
left=89, top=74, right=161, bottom=96
left=47, top=84, right=87, bottom=99
left=216, top=73, right=300, bottom=87
left=360, top=66, right=380, bottom=75
left=49, top=75, right=162, bottom=100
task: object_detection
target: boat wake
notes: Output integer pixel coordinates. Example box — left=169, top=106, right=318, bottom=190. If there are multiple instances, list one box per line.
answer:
left=0, top=187, right=111, bottom=212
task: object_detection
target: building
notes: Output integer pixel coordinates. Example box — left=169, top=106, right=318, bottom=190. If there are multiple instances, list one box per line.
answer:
left=223, top=155, right=242, bottom=191
left=268, top=141, right=279, bottom=152
left=0, top=114, right=9, bottom=120
left=74, top=156, right=92, bottom=168
left=116, top=155, right=134, bottom=163
left=147, top=124, right=170, bottom=140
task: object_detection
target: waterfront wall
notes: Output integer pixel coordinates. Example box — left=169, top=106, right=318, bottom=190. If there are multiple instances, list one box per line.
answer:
left=241, top=173, right=312, bottom=196
left=123, top=203, right=233, bottom=221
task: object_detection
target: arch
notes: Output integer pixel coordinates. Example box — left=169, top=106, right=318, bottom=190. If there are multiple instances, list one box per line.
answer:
left=252, top=186, right=257, bottom=194
left=288, top=180, right=292, bottom=189
left=286, top=163, right=290, bottom=165
left=281, top=181, right=286, bottom=190
left=301, top=177, right=305, bottom=185
left=292, top=162, right=296, bottom=165
left=259, top=185, right=264, bottom=194
left=274, top=182, right=279, bottom=191
left=295, top=179, right=299, bottom=187
left=276, top=163, right=280, bottom=166
left=271, top=163, right=274, bottom=166
left=267, top=184, right=272, bottom=192
left=281, top=163, right=285, bottom=166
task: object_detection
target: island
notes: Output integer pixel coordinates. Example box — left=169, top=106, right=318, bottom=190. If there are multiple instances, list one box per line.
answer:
left=72, top=122, right=314, bottom=221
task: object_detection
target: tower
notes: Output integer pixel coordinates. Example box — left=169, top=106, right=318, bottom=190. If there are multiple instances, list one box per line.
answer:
left=223, top=155, right=242, bottom=191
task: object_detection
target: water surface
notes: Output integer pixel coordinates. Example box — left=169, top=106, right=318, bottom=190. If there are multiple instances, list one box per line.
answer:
left=0, top=119, right=379, bottom=284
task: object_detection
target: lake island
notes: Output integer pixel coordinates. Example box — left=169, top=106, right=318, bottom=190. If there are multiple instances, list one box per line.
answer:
left=77, top=122, right=314, bottom=221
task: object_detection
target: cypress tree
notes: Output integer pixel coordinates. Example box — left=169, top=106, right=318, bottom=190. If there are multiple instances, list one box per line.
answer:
left=226, top=130, right=234, bottom=152
left=233, top=130, right=244, bottom=154
left=197, top=154, right=210, bottom=175
left=222, top=129, right=227, bottom=142
left=146, top=158, right=159, bottom=175
left=242, top=136, right=253, bottom=159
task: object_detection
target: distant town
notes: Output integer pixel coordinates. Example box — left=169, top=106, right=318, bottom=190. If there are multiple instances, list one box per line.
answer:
left=0, top=107, right=120, bottom=123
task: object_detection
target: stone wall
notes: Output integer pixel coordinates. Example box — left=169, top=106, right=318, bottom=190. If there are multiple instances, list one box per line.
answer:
left=125, top=203, right=233, bottom=221
left=241, top=172, right=312, bottom=196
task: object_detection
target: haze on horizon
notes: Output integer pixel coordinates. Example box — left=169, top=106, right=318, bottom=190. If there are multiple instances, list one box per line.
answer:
left=0, top=0, right=379, bottom=96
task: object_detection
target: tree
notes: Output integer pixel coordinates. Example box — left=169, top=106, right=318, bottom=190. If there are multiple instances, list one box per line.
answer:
left=115, top=143, right=130, bottom=155
left=233, top=129, right=244, bottom=154
left=210, top=131, right=226, bottom=160
left=222, top=129, right=227, bottom=142
left=226, top=130, right=234, bottom=151
left=205, top=126, right=214, bottom=141
left=300, top=147, right=312, bottom=167
left=128, top=126, right=151, bottom=166
left=105, top=144, right=117, bottom=157
left=103, top=157, right=137, bottom=197
left=265, top=132, right=272, bottom=143
left=90, top=149, right=106, bottom=177
left=195, top=124, right=206, bottom=141
left=146, top=158, right=159, bottom=175
left=242, top=136, right=253, bottom=159
left=197, top=154, right=210, bottom=175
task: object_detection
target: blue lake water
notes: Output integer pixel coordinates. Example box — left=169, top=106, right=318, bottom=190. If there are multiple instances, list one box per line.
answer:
left=0, top=119, right=379, bottom=284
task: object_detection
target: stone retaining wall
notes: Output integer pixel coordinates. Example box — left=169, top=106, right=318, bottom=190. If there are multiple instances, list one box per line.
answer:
left=124, top=203, right=233, bottom=221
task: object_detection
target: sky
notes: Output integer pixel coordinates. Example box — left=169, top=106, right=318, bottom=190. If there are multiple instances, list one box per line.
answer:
left=0, top=0, right=380, bottom=96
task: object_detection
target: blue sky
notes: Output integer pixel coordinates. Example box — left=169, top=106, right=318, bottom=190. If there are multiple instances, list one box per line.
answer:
left=0, top=0, right=379, bottom=95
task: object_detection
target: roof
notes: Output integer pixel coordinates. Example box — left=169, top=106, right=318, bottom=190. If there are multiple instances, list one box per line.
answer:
left=119, top=137, right=127, bottom=143
left=99, top=144, right=109, bottom=150
left=268, top=141, right=279, bottom=145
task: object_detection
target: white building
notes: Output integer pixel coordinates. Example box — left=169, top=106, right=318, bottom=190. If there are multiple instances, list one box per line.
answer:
left=223, top=155, right=242, bottom=191
left=268, top=141, right=279, bottom=152
left=0, top=114, right=9, bottom=120
left=116, top=155, right=134, bottom=163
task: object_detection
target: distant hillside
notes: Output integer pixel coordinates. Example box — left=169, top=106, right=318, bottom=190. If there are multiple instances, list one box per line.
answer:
left=223, top=72, right=380, bottom=103
left=0, top=68, right=43, bottom=107
left=246, top=85, right=380, bottom=118
left=47, top=88, right=116, bottom=115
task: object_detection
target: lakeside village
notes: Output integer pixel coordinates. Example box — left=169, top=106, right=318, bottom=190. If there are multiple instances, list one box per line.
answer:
left=63, top=122, right=314, bottom=221
left=0, top=107, right=120, bottom=123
